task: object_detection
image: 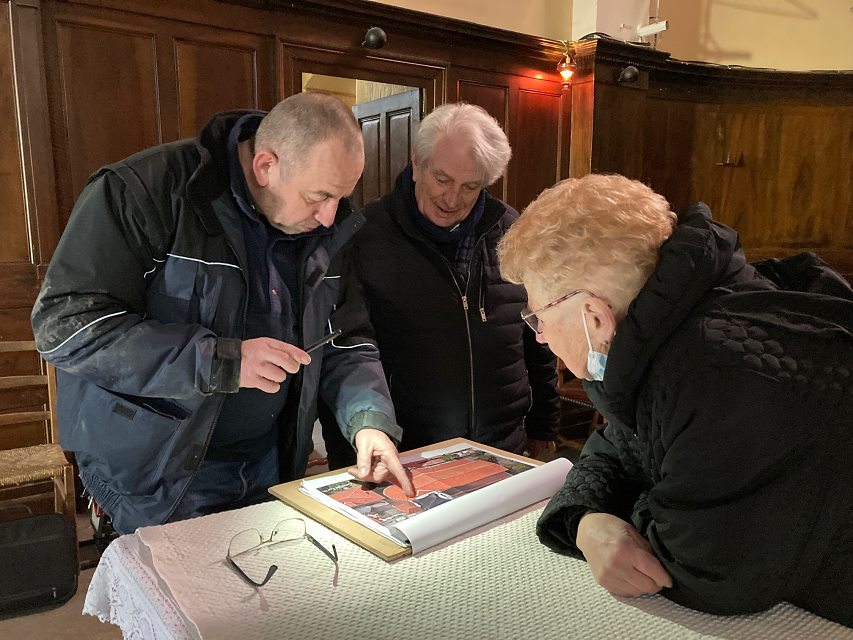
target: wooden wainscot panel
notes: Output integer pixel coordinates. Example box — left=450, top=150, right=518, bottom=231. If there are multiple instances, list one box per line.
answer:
left=0, top=4, right=29, bottom=266
left=0, top=307, right=40, bottom=343
left=514, top=87, right=564, bottom=211
left=565, top=37, right=853, bottom=285
left=448, top=66, right=568, bottom=212
left=8, top=0, right=60, bottom=277
left=0, top=266, right=40, bottom=316
left=590, top=80, right=646, bottom=179
left=454, top=76, right=509, bottom=202
left=641, top=96, right=697, bottom=213
left=48, top=15, right=162, bottom=224
left=173, top=26, right=276, bottom=137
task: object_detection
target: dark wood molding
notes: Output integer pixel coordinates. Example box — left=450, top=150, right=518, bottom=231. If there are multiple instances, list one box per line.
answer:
left=218, top=0, right=565, bottom=61
left=573, top=37, right=853, bottom=93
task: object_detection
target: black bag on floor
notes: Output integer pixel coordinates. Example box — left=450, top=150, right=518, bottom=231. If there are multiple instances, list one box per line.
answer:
left=0, top=507, right=78, bottom=619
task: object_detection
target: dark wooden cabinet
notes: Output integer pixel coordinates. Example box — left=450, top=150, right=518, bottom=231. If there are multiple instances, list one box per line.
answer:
left=568, top=38, right=853, bottom=281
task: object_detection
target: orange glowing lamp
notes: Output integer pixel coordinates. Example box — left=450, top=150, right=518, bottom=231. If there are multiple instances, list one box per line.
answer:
left=557, top=56, right=576, bottom=83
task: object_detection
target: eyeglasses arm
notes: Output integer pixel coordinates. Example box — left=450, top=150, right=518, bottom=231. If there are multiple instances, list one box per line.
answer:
left=306, top=533, right=338, bottom=564
left=226, top=555, right=278, bottom=587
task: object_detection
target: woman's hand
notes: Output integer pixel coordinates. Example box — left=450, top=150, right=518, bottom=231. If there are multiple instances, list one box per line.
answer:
left=576, top=511, right=673, bottom=597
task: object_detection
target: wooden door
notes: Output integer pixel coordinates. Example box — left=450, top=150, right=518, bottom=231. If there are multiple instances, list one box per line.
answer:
left=351, top=89, right=422, bottom=208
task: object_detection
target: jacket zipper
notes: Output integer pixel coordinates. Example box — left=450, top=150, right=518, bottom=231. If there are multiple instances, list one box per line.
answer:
left=438, top=230, right=489, bottom=440
left=442, top=260, right=476, bottom=438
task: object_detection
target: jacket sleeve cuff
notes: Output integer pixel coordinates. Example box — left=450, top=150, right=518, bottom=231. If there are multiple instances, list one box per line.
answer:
left=210, top=337, right=242, bottom=393
left=526, top=422, right=558, bottom=441
left=536, top=503, right=589, bottom=559
left=346, top=410, right=404, bottom=445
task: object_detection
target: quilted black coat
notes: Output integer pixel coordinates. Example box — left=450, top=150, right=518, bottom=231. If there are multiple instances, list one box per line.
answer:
left=537, top=203, right=853, bottom=628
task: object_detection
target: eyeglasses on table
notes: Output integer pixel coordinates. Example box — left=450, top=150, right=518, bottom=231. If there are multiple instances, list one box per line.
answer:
left=226, top=517, right=338, bottom=587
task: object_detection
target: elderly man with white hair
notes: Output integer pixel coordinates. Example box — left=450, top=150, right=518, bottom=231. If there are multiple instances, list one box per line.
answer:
left=321, top=102, right=559, bottom=467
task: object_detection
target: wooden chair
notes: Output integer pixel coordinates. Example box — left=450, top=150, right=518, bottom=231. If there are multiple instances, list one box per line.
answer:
left=0, top=341, right=77, bottom=555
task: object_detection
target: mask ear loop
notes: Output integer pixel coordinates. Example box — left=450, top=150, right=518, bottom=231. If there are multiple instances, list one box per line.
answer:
left=581, top=308, right=595, bottom=352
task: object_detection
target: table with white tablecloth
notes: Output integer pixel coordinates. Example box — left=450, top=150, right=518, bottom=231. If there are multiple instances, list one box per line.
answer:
left=83, top=500, right=853, bottom=640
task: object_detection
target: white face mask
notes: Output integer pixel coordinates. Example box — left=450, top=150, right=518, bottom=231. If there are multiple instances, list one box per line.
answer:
left=581, top=310, right=608, bottom=382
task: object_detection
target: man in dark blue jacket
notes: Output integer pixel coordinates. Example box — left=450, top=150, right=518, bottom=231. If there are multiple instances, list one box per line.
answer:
left=322, top=102, right=559, bottom=467
left=31, top=93, right=413, bottom=534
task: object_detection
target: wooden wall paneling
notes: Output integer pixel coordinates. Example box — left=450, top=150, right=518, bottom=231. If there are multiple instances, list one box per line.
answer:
left=281, top=44, right=443, bottom=207
left=0, top=416, right=49, bottom=450
left=0, top=308, right=36, bottom=342
left=568, top=38, right=853, bottom=282
left=45, top=9, right=163, bottom=227
left=172, top=24, right=276, bottom=138
left=56, top=1, right=565, bottom=82
left=568, top=73, right=594, bottom=179
left=448, top=65, right=568, bottom=212
left=511, top=72, right=568, bottom=212
left=0, top=2, right=28, bottom=266
left=0, top=1, right=59, bottom=343
left=707, top=106, right=781, bottom=246
left=11, top=0, right=61, bottom=277
left=513, top=87, right=565, bottom=211
left=588, top=61, right=649, bottom=180
left=691, top=102, right=853, bottom=275
left=641, top=96, right=697, bottom=213
left=452, top=73, right=510, bottom=202
left=764, top=105, right=853, bottom=251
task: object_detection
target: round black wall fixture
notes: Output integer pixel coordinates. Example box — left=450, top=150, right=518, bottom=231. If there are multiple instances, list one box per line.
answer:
left=362, top=27, right=387, bottom=49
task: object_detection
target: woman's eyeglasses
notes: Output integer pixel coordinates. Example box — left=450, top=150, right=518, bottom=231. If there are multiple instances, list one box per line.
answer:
left=226, top=517, right=338, bottom=587
left=521, top=289, right=591, bottom=333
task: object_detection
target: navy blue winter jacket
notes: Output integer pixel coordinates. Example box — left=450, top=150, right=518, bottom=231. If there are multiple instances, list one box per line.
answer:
left=31, top=111, right=400, bottom=533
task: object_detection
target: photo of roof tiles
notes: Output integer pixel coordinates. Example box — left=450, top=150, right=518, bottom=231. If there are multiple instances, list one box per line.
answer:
left=318, top=448, right=533, bottom=527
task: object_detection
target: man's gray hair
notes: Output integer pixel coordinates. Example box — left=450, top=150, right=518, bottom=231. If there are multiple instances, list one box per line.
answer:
left=413, top=102, right=511, bottom=186
left=254, top=92, right=363, bottom=172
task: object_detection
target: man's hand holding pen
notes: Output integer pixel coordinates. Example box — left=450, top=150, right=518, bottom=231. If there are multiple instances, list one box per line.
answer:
left=239, top=330, right=341, bottom=393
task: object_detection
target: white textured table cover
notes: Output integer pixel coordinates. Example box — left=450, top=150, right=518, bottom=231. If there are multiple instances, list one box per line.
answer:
left=84, top=501, right=853, bottom=640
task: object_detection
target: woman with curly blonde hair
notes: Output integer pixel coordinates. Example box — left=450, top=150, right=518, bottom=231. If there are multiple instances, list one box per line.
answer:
left=498, top=173, right=853, bottom=627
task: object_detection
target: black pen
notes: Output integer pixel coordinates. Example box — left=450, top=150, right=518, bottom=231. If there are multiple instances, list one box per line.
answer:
left=304, top=329, right=342, bottom=354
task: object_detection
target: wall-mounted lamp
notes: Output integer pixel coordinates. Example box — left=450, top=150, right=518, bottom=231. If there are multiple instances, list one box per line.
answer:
left=556, top=40, right=576, bottom=85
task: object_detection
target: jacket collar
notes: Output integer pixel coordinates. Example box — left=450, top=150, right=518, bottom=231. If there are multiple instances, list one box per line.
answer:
left=383, top=169, right=508, bottom=244
left=586, top=203, right=752, bottom=429
left=186, top=109, right=363, bottom=250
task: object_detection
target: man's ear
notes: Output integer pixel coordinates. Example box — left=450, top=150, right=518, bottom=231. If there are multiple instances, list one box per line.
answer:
left=583, top=296, right=617, bottom=349
left=251, top=150, right=278, bottom=187
left=410, top=154, right=420, bottom=181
